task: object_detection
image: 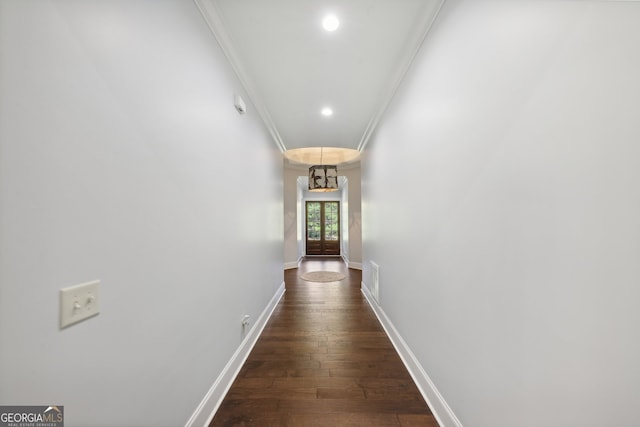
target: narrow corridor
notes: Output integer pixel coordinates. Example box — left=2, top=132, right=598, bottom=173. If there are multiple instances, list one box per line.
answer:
left=210, top=257, right=436, bottom=426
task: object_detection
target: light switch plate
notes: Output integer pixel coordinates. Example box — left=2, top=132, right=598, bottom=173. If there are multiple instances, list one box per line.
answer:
left=60, top=280, right=100, bottom=328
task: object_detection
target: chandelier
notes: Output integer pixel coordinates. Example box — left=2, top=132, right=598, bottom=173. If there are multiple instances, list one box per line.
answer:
left=308, top=147, right=338, bottom=192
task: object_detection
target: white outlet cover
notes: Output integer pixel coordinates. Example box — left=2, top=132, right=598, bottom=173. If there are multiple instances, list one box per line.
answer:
left=60, top=280, right=100, bottom=328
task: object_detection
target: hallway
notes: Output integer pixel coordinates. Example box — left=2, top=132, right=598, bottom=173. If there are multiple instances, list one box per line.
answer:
left=210, top=258, right=437, bottom=426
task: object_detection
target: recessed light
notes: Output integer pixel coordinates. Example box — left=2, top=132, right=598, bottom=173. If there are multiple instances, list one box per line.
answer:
left=322, top=14, right=339, bottom=32
left=321, top=107, right=333, bottom=117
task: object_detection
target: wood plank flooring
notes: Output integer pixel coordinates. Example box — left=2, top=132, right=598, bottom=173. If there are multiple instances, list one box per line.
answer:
left=210, top=257, right=437, bottom=427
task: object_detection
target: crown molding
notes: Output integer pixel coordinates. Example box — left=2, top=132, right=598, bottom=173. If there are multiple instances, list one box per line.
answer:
left=357, top=0, right=447, bottom=153
left=193, top=0, right=287, bottom=152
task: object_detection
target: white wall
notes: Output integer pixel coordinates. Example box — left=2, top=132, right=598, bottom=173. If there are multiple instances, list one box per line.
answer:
left=283, top=165, right=302, bottom=268
left=340, top=178, right=350, bottom=262
left=361, top=1, right=640, bottom=426
left=0, top=2, right=283, bottom=426
left=343, top=167, right=362, bottom=268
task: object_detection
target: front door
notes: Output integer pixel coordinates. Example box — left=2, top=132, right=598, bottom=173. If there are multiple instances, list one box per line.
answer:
left=306, top=201, right=340, bottom=255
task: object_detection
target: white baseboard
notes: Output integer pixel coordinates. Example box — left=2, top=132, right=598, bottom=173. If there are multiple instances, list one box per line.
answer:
left=184, top=282, right=286, bottom=427
left=284, top=256, right=304, bottom=270
left=339, top=254, right=362, bottom=270
left=349, top=261, right=362, bottom=270
left=284, top=261, right=298, bottom=270
left=361, top=283, right=463, bottom=427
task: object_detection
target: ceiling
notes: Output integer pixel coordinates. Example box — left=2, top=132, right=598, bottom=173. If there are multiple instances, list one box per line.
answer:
left=195, top=0, right=444, bottom=159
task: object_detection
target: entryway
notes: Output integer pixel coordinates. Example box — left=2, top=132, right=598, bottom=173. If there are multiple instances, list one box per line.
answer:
left=305, top=201, right=340, bottom=255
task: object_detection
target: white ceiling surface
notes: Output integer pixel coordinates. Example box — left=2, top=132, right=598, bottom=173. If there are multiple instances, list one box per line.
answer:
left=196, top=0, right=444, bottom=153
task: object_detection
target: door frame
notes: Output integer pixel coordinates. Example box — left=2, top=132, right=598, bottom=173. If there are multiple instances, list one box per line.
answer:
left=305, top=200, right=341, bottom=256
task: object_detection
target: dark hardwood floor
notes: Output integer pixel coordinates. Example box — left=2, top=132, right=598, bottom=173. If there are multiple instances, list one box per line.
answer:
left=210, top=257, right=437, bottom=427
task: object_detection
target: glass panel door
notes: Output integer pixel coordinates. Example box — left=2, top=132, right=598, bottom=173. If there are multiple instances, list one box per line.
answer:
left=306, top=201, right=340, bottom=255
left=306, top=202, right=321, bottom=241
left=324, top=202, right=339, bottom=241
